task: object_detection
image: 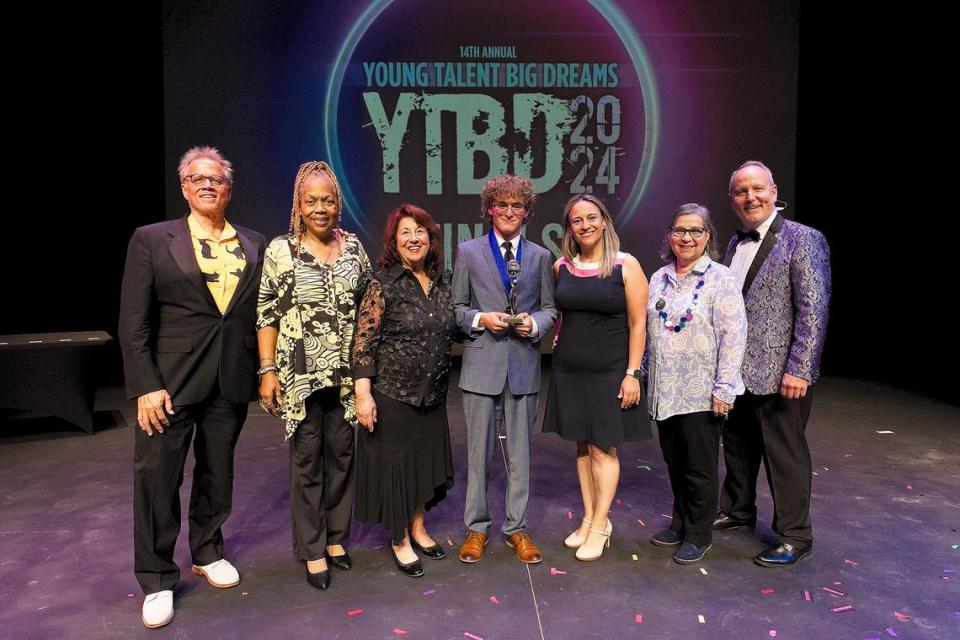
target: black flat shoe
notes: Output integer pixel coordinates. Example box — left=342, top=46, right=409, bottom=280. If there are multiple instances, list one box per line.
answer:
left=328, top=551, right=352, bottom=571
left=712, top=512, right=757, bottom=531
left=411, top=538, right=446, bottom=560
left=306, top=568, right=330, bottom=590
left=390, top=548, right=424, bottom=578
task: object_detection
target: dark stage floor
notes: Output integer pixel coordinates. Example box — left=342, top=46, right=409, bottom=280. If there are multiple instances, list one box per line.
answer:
left=1, top=373, right=958, bottom=640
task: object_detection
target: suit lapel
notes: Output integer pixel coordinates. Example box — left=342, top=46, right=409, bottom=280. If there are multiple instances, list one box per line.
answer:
left=224, top=229, right=257, bottom=316
left=742, top=213, right=784, bottom=295
left=168, top=217, right=220, bottom=311
left=481, top=237, right=508, bottom=307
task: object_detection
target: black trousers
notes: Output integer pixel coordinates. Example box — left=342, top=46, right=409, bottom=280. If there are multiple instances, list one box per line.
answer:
left=719, top=389, right=815, bottom=546
left=133, top=386, right=247, bottom=594
left=657, top=411, right=722, bottom=547
left=289, top=388, right=355, bottom=561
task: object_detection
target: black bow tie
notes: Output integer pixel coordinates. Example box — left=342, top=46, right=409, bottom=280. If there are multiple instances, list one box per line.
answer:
left=736, top=229, right=761, bottom=243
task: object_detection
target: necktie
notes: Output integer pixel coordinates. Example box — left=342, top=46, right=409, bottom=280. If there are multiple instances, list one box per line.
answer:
left=502, top=240, right=514, bottom=262
left=736, top=229, right=761, bottom=243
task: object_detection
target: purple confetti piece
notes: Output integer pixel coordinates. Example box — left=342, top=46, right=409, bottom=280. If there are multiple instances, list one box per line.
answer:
left=885, top=627, right=898, bottom=637
left=803, top=590, right=812, bottom=601
left=832, top=605, right=853, bottom=613
left=822, top=587, right=845, bottom=597
left=423, top=588, right=436, bottom=596
left=464, top=633, right=484, bottom=640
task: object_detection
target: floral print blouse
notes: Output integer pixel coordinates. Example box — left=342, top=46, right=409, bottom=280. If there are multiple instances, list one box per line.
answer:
left=257, top=232, right=371, bottom=439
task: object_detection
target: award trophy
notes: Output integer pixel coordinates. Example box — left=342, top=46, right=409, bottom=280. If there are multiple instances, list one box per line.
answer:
left=503, top=259, right=524, bottom=325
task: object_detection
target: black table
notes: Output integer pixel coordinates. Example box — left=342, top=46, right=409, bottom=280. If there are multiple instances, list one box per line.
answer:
left=0, top=331, right=113, bottom=434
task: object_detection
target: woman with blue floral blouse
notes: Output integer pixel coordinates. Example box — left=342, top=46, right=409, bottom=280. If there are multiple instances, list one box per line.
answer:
left=645, top=203, right=747, bottom=565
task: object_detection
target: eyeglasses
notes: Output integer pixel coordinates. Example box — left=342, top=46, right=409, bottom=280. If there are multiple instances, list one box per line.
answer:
left=398, top=228, right=428, bottom=239
left=491, top=202, right=526, bottom=213
left=183, top=174, right=228, bottom=187
left=670, top=227, right=706, bottom=239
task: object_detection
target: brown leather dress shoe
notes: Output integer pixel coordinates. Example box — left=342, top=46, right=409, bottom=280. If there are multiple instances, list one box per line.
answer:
left=458, top=531, right=488, bottom=563
left=505, top=531, right=543, bottom=564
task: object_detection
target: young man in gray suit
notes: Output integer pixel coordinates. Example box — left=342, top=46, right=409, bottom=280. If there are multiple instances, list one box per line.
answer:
left=452, top=175, right=557, bottom=564
left=714, top=160, right=831, bottom=567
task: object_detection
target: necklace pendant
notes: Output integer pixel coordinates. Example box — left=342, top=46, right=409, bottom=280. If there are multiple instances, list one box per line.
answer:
left=655, top=298, right=666, bottom=311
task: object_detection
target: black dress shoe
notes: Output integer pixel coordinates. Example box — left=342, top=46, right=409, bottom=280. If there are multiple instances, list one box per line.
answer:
left=411, top=538, right=447, bottom=560
left=390, top=548, right=424, bottom=578
left=754, top=543, right=812, bottom=567
left=328, top=551, right=352, bottom=571
left=712, top=512, right=756, bottom=531
left=306, top=568, right=331, bottom=590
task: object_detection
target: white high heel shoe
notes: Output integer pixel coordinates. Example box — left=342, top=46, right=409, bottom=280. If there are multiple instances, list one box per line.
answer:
left=575, top=519, right=612, bottom=561
left=564, top=517, right=592, bottom=549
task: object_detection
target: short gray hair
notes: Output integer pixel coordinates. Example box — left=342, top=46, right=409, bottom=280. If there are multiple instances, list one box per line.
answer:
left=728, top=160, right=774, bottom=195
left=178, top=146, right=234, bottom=183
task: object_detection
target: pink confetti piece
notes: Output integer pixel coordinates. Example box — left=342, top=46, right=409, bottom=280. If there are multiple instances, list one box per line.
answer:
left=635, top=614, right=643, bottom=623
left=616, top=498, right=623, bottom=505
left=844, top=559, right=859, bottom=566
left=489, top=595, right=499, bottom=604
left=822, top=587, right=845, bottom=597
left=446, top=538, right=454, bottom=546
left=803, top=590, right=812, bottom=601
left=660, top=514, right=673, bottom=519
left=241, top=591, right=249, bottom=597
left=906, top=485, right=913, bottom=490
left=769, top=630, right=777, bottom=638
left=760, top=588, right=775, bottom=595
left=423, top=588, right=436, bottom=596
left=124, top=593, right=135, bottom=598
left=832, top=605, right=853, bottom=613
left=393, top=630, right=408, bottom=637
left=567, top=511, right=573, bottom=520
left=833, top=581, right=843, bottom=585
left=464, top=633, right=484, bottom=640
left=885, top=627, right=898, bottom=637
left=550, top=567, right=567, bottom=575
left=893, top=611, right=911, bottom=621
left=637, top=518, right=646, bottom=527
left=347, top=609, right=363, bottom=616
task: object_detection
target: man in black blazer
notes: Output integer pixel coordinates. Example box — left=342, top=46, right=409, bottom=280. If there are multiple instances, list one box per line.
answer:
left=119, top=146, right=265, bottom=628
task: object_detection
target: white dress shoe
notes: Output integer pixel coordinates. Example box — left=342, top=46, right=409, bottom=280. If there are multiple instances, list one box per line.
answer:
left=141, top=590, right=174, bottom=629
left=191, top=558, right=240, bottom=588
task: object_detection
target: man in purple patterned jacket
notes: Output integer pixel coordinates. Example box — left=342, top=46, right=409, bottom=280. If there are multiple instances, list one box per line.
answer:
left=713, top=160, right=831, bottom=567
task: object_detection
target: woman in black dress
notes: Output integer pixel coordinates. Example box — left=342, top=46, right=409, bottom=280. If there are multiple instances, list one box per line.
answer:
left=352, top=204, right=457, bottom=578
left=542, top=194, right=650, bottom=561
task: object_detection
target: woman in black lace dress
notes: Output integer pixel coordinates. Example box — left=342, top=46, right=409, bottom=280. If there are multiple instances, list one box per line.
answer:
left=352, top=204, right=457, bottom=578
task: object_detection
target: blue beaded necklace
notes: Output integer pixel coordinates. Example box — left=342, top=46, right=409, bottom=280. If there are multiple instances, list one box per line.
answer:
left=655, top=263, right=711, bottom=333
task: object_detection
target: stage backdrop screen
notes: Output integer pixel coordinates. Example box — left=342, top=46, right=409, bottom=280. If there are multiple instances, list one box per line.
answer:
left=163, top=0, right=799, bottom=271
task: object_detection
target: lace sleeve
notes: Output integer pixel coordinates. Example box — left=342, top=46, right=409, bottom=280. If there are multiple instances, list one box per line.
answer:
left=352, top=277, right=384, bottom=379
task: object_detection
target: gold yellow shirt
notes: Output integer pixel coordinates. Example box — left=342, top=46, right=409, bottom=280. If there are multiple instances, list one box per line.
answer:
left=187, top=215, right=246, bottom=314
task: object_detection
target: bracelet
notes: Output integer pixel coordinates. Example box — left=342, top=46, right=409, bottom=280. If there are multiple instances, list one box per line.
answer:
left=259, top=357, right=276, bottom=364
left=257, top=364, right=279, bottom=376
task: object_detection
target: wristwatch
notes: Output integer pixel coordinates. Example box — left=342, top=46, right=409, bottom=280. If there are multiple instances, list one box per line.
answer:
left=625, top=368, right=642, bottom=380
